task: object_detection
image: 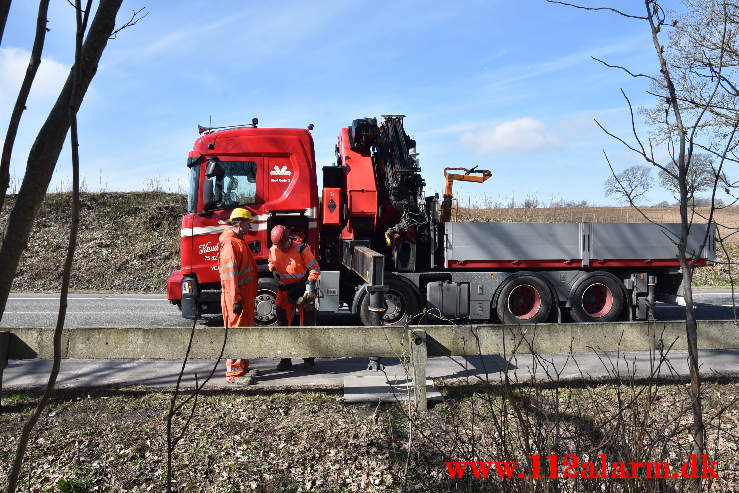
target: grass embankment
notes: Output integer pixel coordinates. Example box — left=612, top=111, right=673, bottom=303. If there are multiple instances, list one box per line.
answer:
left=1, top=194, right=737, bottom=291
left=0, top=381, right=736, bottom=491
left=0, top=192, right=184, bottom=292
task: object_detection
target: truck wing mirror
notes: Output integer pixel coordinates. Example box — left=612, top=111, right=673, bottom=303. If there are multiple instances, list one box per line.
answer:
left=202, top=178, right=215, bottom=211
left=205, top=159, right=225, bottom=178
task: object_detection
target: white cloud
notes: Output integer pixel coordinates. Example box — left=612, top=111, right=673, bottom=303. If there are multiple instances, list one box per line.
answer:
left=461, top=117, right=562, bottom=154
left=0, top=48, right=69, bottom=101
left=0, top=49, right=71, bottom=180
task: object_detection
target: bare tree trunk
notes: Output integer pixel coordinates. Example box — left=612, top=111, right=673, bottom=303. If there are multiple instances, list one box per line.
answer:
left=3, top=1, right=92, bottom=490
left=645, top=2, right=705, bottom=490
left=0, top=0, right=123, bottom=325
left=0, top=0, right=50, bottom=214
left=677, top=167, right=705, bottom=493
left=0, top=0, right=11, bottom=47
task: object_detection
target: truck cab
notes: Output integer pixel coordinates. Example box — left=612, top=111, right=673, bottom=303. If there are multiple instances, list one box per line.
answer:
left=167, top=126, right=319, bottom=322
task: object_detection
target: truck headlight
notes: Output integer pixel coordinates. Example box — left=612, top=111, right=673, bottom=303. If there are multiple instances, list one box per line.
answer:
left=182, top=279, right=193, bottom=295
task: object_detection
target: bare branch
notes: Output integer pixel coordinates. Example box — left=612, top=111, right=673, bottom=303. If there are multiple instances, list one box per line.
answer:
left=592, top=56, right=660, bottom=82
left=693, top=141, right=739, bottom=164
left=109, top=7, right=148, bottom=39
left=545, top=0, right=647, bottom=20
left=594, top=116, right=673, bottom=177
left=0, top=0, right=50, bottom=213
left=0, top=0, right=11, bottom=47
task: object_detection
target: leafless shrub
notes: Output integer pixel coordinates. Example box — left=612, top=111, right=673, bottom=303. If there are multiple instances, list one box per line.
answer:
left=383, top=320, right=737, bottom=492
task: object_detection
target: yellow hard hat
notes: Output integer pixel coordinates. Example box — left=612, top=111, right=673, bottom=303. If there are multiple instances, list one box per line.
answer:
left=229, top=208, right=254, bottom=222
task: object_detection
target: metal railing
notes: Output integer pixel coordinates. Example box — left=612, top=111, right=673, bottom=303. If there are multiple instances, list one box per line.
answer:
left=1, top=320, right=737, bottom=411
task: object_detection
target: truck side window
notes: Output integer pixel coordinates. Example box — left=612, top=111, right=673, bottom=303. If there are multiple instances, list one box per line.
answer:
left=204, top=160, right=257, bottom=210
left=223, top=161, right=257, bottom=207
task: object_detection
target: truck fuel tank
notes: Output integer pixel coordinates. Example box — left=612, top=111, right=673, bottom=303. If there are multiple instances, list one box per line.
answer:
left=427, top=281, right=469, bottom=319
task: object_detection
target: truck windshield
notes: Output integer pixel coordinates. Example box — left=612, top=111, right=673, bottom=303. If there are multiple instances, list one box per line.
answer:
left=205, top=161, right=257, bottom=210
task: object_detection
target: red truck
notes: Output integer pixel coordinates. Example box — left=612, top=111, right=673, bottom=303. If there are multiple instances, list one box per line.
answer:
left=167, top=116, right=715, bottom=325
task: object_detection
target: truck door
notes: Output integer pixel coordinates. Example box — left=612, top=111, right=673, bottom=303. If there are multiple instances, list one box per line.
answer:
left=192, top=157, right=264, bottom=283
left=265, top=156, right=294, bottom=202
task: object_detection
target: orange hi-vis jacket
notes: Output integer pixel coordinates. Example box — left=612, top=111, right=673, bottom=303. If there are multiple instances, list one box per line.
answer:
left=268, top=239, right=320, bottom=286
left=218, top=228, right=257, bottom=327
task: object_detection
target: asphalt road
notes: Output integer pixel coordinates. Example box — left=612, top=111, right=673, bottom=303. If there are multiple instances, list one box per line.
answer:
left=1, top=290, right=737, bottom=392
left=1, top=289, right=738, bottom=328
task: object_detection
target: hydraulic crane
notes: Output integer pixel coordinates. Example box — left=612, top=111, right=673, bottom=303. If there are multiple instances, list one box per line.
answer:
left=440, top=166, right=492, bottom=222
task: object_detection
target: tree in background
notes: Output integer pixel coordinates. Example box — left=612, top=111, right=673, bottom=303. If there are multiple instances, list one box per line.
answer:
left=658, top=153, right=730, bottom=200
left=549, top=2, right=738, bottom=491
left=603, top=164, right=654, bottom=204
left=605, top=154, right=732, bottom=206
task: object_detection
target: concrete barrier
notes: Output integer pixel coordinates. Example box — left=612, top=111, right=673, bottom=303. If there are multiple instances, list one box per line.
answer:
left=1, top=320, right=737, bottom=411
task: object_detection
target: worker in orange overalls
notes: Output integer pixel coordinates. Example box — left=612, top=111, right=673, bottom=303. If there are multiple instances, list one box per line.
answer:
left=268, top=224, right=321, bottom=373
left=219, top=207, right=258, bottom=382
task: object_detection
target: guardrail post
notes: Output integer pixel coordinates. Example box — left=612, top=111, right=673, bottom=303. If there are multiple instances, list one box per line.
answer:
left=0, top=331, right=8, bottom=410
left=409, top=329, right=428, bottom=412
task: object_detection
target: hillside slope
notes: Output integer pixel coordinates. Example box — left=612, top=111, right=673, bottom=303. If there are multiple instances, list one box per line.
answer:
left=0, top=192, right=185, bottom=292
left=0, top=193, right=735, bottom=292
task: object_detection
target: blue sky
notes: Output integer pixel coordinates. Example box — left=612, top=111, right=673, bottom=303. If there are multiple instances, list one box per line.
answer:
left=1, top=0, right=690, bottom=206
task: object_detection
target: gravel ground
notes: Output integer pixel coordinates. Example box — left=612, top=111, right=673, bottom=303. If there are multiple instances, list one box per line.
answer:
left=0, top=380, right=736, bottom=492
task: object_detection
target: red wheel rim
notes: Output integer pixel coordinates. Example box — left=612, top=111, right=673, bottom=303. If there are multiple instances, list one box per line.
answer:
left=581, top=283, right=614, bottom=317
left=507, top=284, right=542, bottom=320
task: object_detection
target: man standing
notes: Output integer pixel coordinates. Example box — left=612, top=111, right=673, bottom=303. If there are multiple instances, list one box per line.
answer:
left=268, top=224, right=320, bottom=372
left=219, top=208, right=258, bottom=382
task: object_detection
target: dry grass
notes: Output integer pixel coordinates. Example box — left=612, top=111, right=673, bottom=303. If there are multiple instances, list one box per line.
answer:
left=456, top=205, right=739, bottom=245
left=1, top=381, right=736, bottom=492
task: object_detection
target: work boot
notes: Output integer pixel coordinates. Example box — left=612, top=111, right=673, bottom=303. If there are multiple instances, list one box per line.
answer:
left=275, top=358, right=293, bottom=371
left=225, top=359, right=248, bottom=382
left=302, top=358, right=319, bottom=373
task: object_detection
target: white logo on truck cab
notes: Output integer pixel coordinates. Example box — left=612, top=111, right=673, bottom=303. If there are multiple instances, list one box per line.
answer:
left=198, top=241, right=219, bottom=255
left=270, top=165, right=292, bottom=176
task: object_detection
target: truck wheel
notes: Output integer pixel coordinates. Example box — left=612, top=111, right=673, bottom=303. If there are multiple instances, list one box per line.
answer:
left=359, top=277, right=420, bottom=326
left=569, top=274, right=624, bottom=323
left=254, top=277, right=279, bottom=326
left=496, top=275, right=553, bottom=324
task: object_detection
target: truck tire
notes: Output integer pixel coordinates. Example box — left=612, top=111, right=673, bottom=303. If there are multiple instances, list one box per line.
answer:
left=254, top=277, right=279, bottom=326
left=496, top=275, right=553, bottom=324
left=569, top=274, right=624, bottom=323
left=359, top=277, right=420, bottom=326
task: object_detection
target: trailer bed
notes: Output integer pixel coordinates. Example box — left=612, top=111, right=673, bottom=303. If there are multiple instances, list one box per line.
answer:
left=444, top=222, right=715, bottom=269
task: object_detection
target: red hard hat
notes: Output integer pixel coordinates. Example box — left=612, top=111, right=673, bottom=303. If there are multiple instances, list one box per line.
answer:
left=270, top=225, right=289, bottom=245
